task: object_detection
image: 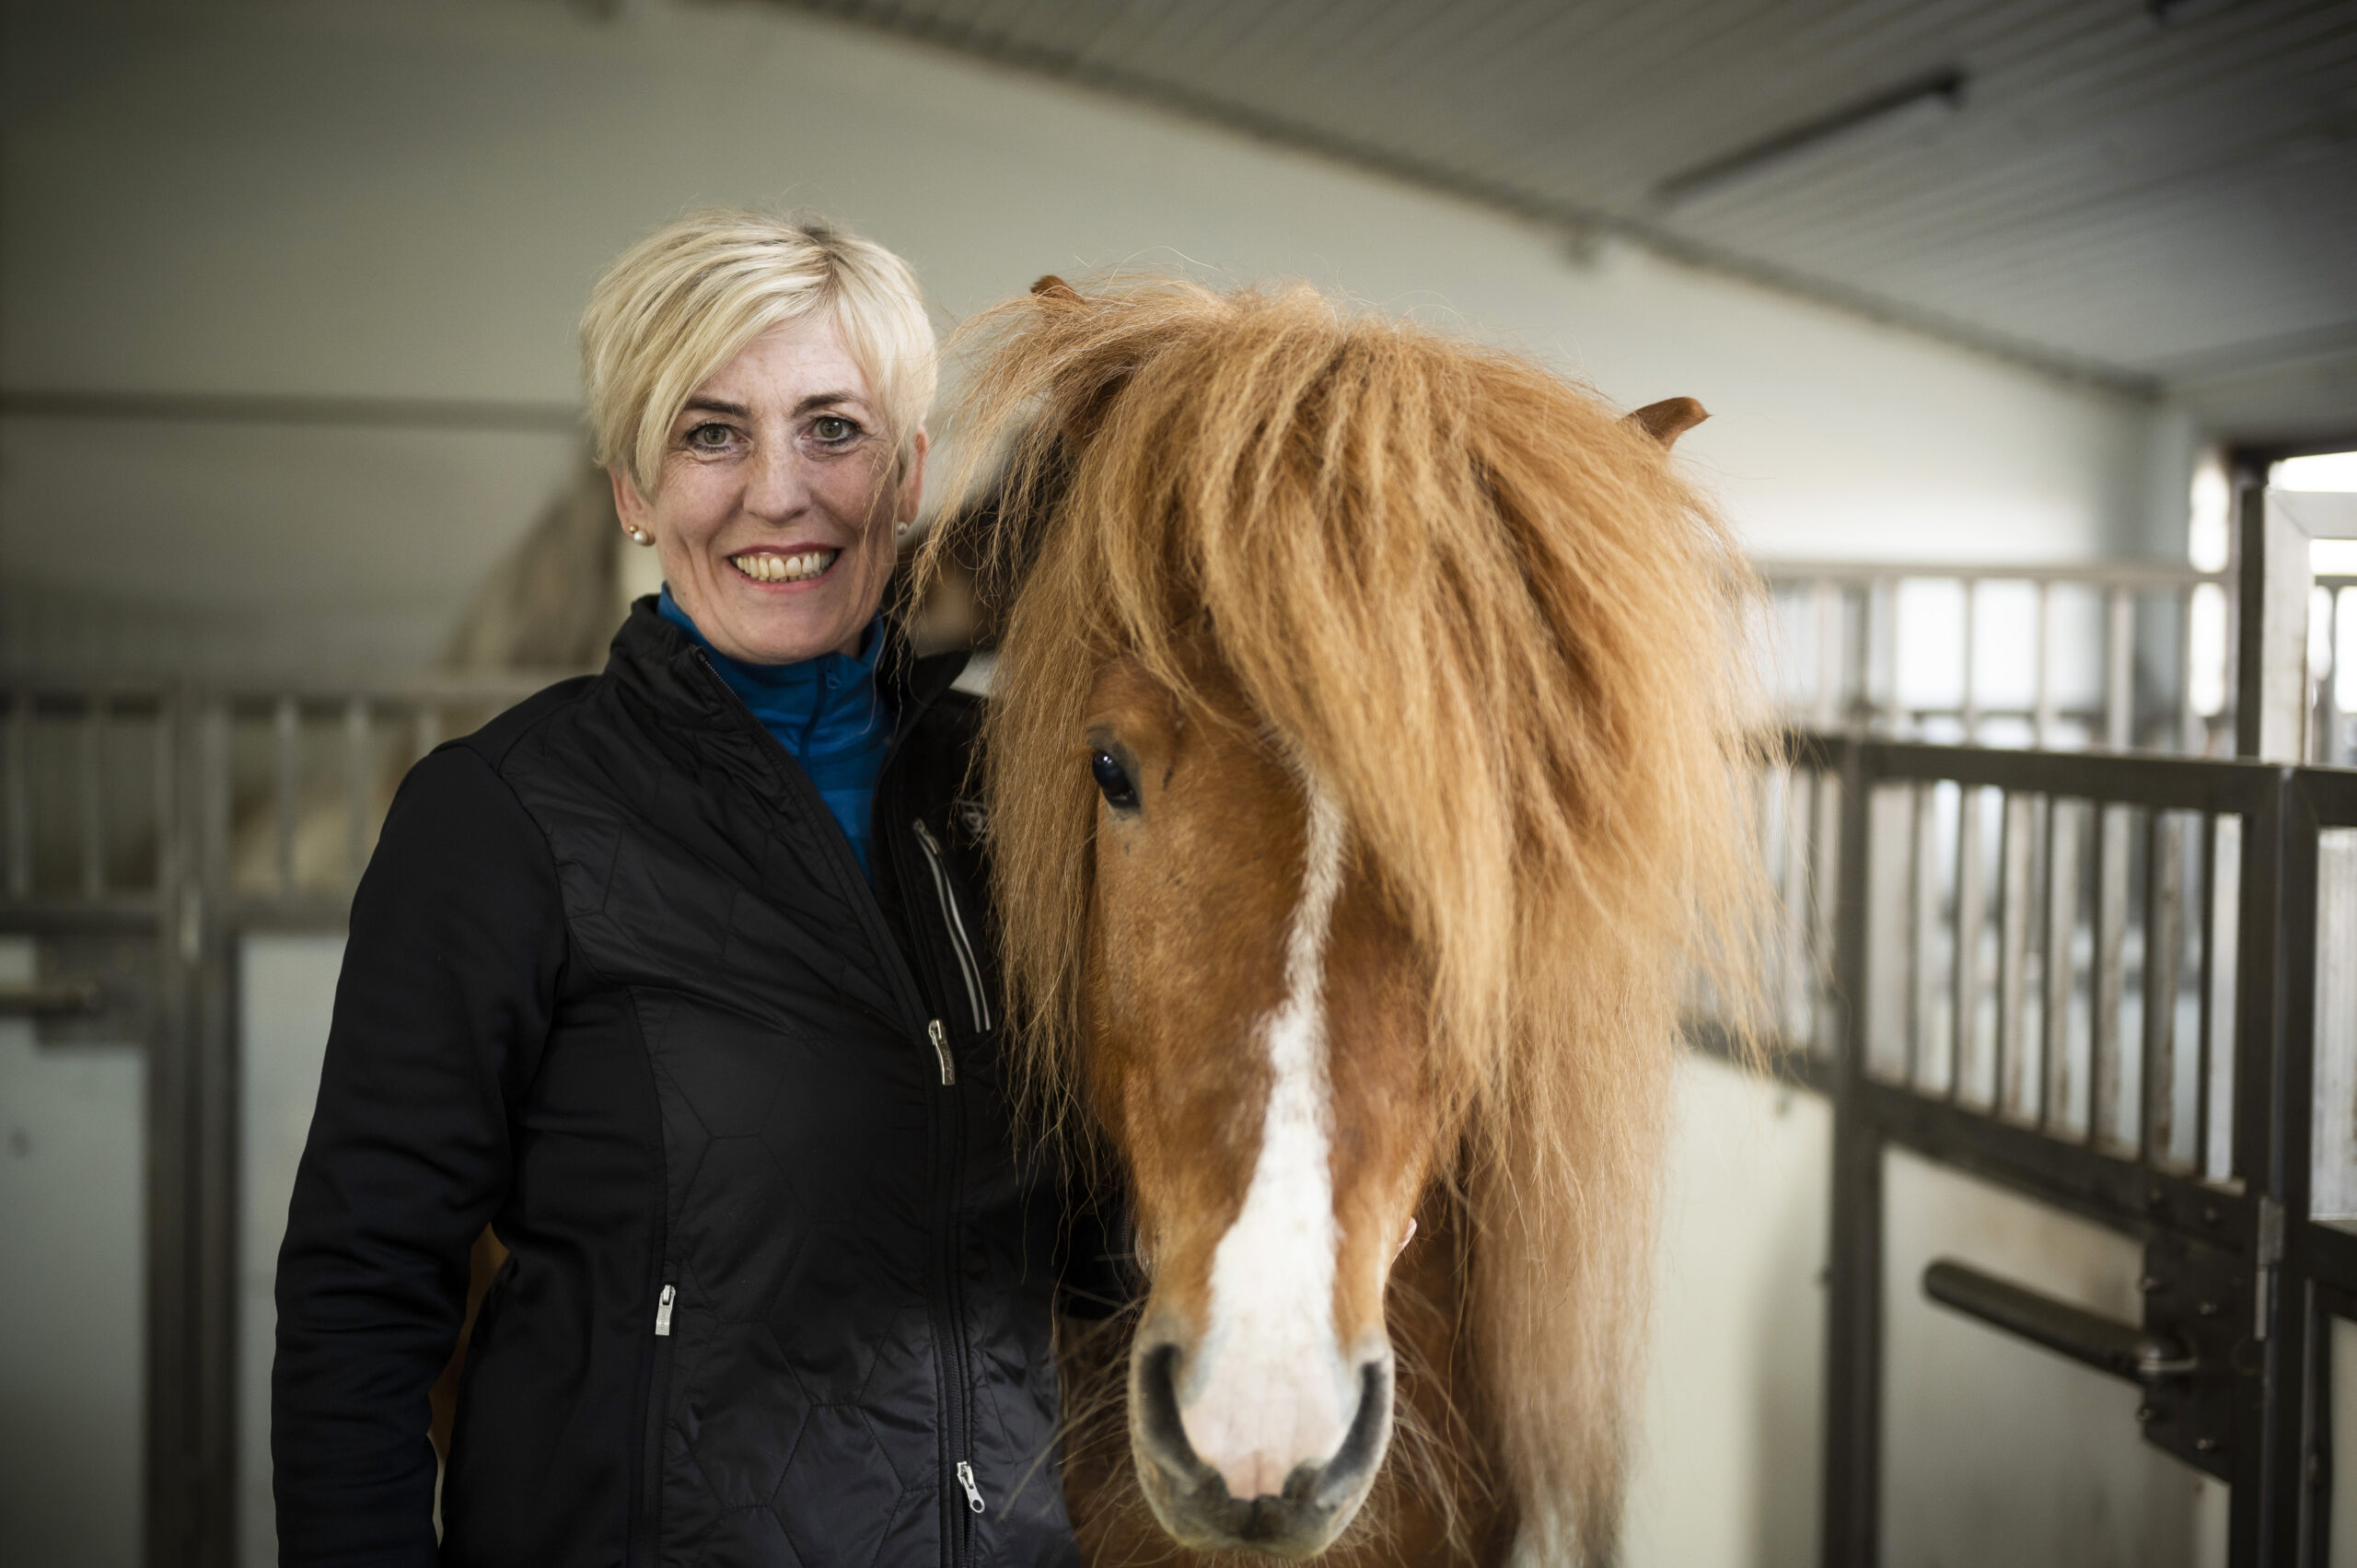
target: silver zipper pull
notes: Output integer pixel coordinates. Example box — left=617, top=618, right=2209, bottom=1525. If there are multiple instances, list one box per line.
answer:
left=954, top=1459, right=986, bottom=1515
left=929, top=1018, right=955, bottom=1086
left=655, top=1283, right=676, bottom=1337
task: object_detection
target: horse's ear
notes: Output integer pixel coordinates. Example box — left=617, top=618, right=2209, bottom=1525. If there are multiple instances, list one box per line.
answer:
left=1025, top=276, right=1132, bottom=444
left=1627, top=396, right=1708, bottom=448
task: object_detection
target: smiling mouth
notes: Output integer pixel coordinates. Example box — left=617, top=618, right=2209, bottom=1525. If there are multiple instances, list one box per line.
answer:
left=730, top=549, right=839, bottom=585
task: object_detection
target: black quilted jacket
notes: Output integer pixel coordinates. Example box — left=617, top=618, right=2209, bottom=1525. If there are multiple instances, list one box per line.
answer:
left=273, top=598, right=1081, bottom=1568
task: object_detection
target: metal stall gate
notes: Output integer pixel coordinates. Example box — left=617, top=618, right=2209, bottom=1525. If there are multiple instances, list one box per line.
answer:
left=1761, top=734, right=2357, bottom=1568
left=0, top=677, right=547, bottom=1568
left=1773, top=486, right=2357, bottom=1568
left=1782, top=736, right=2290, bottom=1564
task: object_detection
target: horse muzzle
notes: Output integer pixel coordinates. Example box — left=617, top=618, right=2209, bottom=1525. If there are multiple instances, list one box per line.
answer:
left=1128, top=1337, right=1395, bottom=1557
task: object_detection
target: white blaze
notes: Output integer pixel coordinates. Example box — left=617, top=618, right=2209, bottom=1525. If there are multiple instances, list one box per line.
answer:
left=1180, top=784, right=1353, bottom=1501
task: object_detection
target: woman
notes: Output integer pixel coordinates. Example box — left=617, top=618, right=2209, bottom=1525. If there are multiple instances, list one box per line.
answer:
left=273, top=212, right=1081, bottom=1568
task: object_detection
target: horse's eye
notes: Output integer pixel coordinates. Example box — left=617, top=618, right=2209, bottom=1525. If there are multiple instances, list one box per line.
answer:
left=1090, top=749, right=1140, bottom=811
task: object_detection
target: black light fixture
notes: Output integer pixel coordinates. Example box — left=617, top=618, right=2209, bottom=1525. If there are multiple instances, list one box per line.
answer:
left=2148, top=0, right=2242, bottom=25
left=1654, top=68, right=1968, bottom=208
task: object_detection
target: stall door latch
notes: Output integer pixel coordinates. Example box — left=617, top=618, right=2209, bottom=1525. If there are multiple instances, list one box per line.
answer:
left=1923, top=1228, right=2244, bottom=1481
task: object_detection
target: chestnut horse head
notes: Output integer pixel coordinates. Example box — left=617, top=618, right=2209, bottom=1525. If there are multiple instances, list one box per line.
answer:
left=927, top=279, right=1759, bottom=1562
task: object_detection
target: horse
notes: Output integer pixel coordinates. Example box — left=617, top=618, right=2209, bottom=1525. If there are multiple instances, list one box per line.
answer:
left=922, top=275, right=1762, bottom=1565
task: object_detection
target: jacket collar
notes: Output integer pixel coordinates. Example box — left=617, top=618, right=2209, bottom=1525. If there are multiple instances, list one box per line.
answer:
left=602, top=595, right=968, bottom=788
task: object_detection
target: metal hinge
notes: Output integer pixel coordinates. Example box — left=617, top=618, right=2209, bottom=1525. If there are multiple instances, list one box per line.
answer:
left=2255, top=1194, right=2285, bottom=1342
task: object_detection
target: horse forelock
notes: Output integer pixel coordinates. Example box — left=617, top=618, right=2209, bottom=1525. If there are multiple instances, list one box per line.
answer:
left=921, top=274, right=1768, bottom=1557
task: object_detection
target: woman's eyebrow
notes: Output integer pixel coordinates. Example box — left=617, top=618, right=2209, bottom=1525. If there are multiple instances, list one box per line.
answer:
left=679, top=391, right=865, bottom=420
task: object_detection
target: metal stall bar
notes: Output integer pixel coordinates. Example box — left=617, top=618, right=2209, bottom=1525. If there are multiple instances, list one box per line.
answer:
left=273, top=697, right=299, bottom=899
left=160, top=691, right=240, bottom=1567
left=2044, top=793, right=2083, bottom=1136
left=82, top=697, right=108, bottom=900
left=1996, top=790, right=2038, bottom=1121
left=1819, top=732, right=1879, bottom=1568
left=1955, top=781, right=1987, bottom=1105
left=133, top=685, right=197, bottom=1566
left=6, top=691, right=29, bottom=898
left=343, top=698, right=370, bottom=886
left=2143, top=810, right=2184, bottom=1167
left=2107, top=587, right=2135, bottom=751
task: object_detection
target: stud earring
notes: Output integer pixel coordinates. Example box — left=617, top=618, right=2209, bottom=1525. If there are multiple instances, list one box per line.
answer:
left=626, top=527, right=653, bottom=546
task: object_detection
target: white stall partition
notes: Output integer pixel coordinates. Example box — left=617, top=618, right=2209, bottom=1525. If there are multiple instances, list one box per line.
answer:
left=0, top=933, right=145, bottom=1567
left=236, top=933, right=344, bottom=1568
left=1626, top=1052, right=1832, bottom=1568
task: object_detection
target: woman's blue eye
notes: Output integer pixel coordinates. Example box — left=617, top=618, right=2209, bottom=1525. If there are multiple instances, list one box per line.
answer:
left=1091, top=749, right=1139, bottom=811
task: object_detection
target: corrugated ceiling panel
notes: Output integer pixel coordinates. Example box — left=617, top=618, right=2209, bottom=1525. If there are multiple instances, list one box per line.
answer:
left=811, top=0, right=2357, bottom=434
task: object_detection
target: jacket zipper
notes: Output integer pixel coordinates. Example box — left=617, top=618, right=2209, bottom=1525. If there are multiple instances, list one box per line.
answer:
left=911, top=819, right=993, bottom=1034
left=881, top=811, right=979, bottom=1568
left=685, top=647, right=981, bottom=1568
left=955, top=1459, right=987, bottom=1516
left=935, top=1049, right=976, bottom=1565
left=636, top=1277, right=678, bottom=1567
left=929, top=1018, right=956, bottom=1086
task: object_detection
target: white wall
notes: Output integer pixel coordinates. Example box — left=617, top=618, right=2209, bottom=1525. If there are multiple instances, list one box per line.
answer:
left=237, top=935, right=345, bottom=1568
left=1626, top=1055, right=1829, bottom=1568
left=2, top=0, right=2177, bottom=680
left=0, top=936, right=145, bottom=1568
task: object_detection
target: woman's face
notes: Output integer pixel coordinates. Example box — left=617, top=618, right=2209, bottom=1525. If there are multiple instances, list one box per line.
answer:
left=612, top=314, right=925, bottom=665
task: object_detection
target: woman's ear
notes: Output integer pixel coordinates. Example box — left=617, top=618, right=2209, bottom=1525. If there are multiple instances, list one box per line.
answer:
left=897, top=429, right=930, bottom=528
left=610, top=466, right=654, bottom=541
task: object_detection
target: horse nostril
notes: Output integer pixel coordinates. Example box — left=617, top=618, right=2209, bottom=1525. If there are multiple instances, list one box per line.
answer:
left=1312, top=1356, right=1394, bottom=1506
left=1132, top=1342, right=1215, bottom=1483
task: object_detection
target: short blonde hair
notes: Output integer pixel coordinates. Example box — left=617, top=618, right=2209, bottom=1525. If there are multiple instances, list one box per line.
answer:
left=581, top=209, right=936, bottom=498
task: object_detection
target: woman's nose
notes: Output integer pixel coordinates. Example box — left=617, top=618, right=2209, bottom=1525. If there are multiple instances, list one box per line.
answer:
left=742, top=439, right=812, bottom=521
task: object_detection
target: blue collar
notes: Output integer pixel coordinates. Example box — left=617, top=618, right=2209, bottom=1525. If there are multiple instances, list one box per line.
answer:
left=656, top=587, right=894, bottom=878
left=656, top=587, right=888, bottom=751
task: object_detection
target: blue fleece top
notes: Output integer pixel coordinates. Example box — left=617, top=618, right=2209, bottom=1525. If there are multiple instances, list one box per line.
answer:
left=659, top=587, right=894, bottom=877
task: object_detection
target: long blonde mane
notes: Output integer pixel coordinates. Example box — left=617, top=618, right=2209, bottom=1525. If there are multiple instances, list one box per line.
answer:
left=923, top=277, right=1763, bottom=1562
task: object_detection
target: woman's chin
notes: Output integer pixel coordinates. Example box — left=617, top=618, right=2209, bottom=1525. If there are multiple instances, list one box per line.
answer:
left=715, top=608, right=863, bottom=665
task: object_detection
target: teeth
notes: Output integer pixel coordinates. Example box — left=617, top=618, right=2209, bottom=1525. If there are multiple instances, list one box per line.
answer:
left=731, top=550, right=837, bottom=584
